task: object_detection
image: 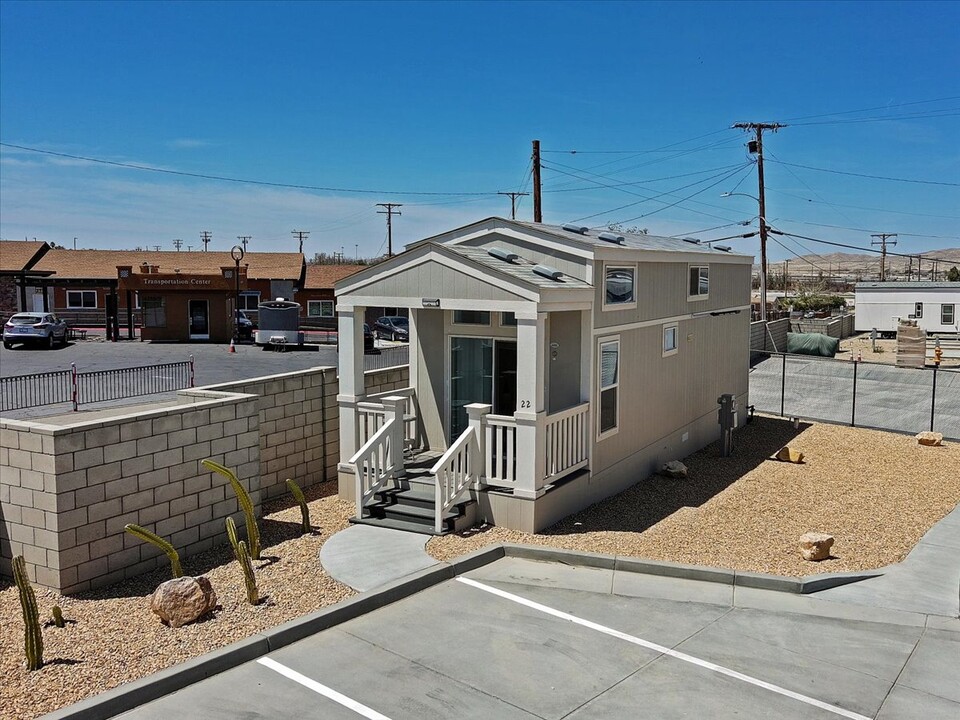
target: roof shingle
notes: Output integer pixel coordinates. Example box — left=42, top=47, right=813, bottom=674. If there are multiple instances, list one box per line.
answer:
left=0, top=240, right=50, bottom=272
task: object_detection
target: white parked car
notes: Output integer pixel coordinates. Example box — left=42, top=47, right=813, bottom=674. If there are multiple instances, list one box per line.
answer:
left=2, top=313, right=68, bottom=349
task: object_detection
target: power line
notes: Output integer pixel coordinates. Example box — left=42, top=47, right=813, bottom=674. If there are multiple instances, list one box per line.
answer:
left=870, top=233, right=898, bottom=281
left=788, top=110, right=960, bottom=127
left=376, top=203, right=402, bottom=256
left=765, top=158, right=960, bottom=187
left=772, top=217, right=958, bottom=241
left=292, top=230, right=309, bottom=254
left=543, top=162, right=750, bottom=193
left=668, top=220, right=753, bottom=238
left=769, top=228, right=960, bottom=265
left=497, top=191, right=529, bottom=220
left=766, top=188, right=960, bottom=220
left=782, top=95, right=960, bottom=122
left=0, top=142, right=502, bottom=197
left=541, top=127, right=733, bottom=154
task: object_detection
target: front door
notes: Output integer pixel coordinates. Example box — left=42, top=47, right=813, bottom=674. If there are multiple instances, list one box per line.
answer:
left=188, top=300, right=209, bottom=339
left=32, top=292, right=45, bottom=312
left=449, top=337, right=517, bottom=440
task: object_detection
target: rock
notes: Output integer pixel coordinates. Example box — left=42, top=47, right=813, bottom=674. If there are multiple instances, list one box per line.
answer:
left=799, top=532, right=834, bottom=561
left=659, top=460, right=688, bottom=479
left=775, top=446, right=804, bottom=463
left=916, top=431, right=943, bottom=447
left=150, top=576, right=217, bottom=628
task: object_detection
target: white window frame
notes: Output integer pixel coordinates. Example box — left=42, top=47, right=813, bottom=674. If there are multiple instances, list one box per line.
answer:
left=663, top=322, right=679, bottom=357
left=239, top=291, right=261, bottom=311
left=603, top=264, right=637, bottom=311
left=66, top=290, right=97, bottom=309
left=942, top=303, right=955, bottom=326
left=597, top=337, right=620, bottom=440
left=688, top=265, right=709, bottom=300
left=307, top=300, right=335, bottom=318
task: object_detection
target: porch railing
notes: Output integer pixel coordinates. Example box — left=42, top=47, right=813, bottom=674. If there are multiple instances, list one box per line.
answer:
left=350, top=419, right=396, bottom=520
left=359, top=387, right=419, bottom=450
left=544, top=402, right=589, bottom=483
left=484, top=413, right=518, bottom=488
left=431, top=426, right=476, bottom=533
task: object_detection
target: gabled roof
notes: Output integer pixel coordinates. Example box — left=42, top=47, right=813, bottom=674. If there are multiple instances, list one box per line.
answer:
left=0, top=240, right=50, bottom=272
left=32, top=249, right=305, bottom=281
left=304, top=264, right=367, bottom=290
left=411, top=217, right=752, bottom=260
left=447, top=246, right=592, bottom=289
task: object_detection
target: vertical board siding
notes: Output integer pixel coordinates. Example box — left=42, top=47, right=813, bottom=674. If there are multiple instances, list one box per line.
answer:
left=362, top=260, right=527, bottom=303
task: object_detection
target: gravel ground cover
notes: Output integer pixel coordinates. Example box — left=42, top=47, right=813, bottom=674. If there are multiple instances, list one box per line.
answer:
left=0, top=481, right=356, bottom=720
left=429, top=416, right=960, bottom=577
left=3, top=418, right=958, bottom=719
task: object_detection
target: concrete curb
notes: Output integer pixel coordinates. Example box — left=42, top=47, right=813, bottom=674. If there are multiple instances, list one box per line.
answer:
left=42, top=542, right=883, bottom=719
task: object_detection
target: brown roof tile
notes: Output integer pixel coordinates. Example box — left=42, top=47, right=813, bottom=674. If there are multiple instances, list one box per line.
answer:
left=0, top=240, right=49, bottom=272
left=32, top=249, right=304, bottom=281
left=304, top=264, right=366, bottom=289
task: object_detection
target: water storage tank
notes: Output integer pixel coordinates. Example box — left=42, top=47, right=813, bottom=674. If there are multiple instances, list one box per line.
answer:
left=255, top=298, right=303, bottom=346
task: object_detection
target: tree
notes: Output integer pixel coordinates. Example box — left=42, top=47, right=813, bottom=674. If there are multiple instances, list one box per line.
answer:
left=947, top=266, right=960, bottom=282
left=607, top=223, right=648, bottom=235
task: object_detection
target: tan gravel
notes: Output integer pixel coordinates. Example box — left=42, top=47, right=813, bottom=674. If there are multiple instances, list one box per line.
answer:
left=4, top=418, right=958, bottom=719
left=429, top=417, right=960, bottom=578
left=840, top=332, right=960, bottom=366
left=0, top=481, right=357, bottom=720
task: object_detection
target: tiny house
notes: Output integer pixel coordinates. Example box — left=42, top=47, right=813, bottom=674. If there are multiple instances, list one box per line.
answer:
left=335, top=218, right=752, bottom=533
left=855, top=282, right=960, bottom=337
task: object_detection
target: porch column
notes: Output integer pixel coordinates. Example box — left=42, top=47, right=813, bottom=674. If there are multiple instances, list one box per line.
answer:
left=514, top=311, right=547, bottom=498
left=381, top=396, right=407, bottom=478
left=466, top=403, right=491, bottom=488
left=337, top=305, right=366, bottom=469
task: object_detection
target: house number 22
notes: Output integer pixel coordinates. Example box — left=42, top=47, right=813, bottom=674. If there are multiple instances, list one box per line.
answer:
left=520, top=400, right=531, bottom=408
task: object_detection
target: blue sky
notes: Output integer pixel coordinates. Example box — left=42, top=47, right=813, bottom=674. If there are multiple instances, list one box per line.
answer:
left=1, top=0, right=957, bottom=267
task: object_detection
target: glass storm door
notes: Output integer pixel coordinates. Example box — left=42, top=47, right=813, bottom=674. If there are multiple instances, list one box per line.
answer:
left=188, top=300, right=209, bottom=339
left=449, top=337, right=517, bottom=440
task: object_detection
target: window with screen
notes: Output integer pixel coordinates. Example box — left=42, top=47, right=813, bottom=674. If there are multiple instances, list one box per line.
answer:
left=689, top=265, right=709, bottom=298
left=598, top=339, right=620, bottom=436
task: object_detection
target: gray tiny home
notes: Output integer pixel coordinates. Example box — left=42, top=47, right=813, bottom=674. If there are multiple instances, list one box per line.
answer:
left=335, top=218, right=753, bottom=533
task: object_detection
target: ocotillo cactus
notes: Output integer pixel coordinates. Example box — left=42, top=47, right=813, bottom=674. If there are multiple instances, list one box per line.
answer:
left=237, top=539, right=259, bottom=605
left=286, top=479, right=311, bottom=535
left=202, top=459, right=260, bottom=560
left=124, top=524, right=183, bottom=578
left=12, top=555, right=43, bottom=670
left=51, top=606, right=66, bottom=628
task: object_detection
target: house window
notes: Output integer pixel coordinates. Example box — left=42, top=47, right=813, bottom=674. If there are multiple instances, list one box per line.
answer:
left=453, top=310, right=490, bottom=325
left=66, top=290, right=97, bottom=308
left=689, top=266, right=709, bottom=299
left=914, top=302, right=923, bottom=319
left=308, top=300, right=334, bottom=318
left=604, top=266, right=636, bottom=308
left=239, top=292, right=260, bottom=311
left=943, top=304, right=955, bottom=325
left=663, top=323, right=678, bottom=357
left=598, top=339, right=620, bottom=437
left=142, top=297, right=165, bottom=328
left=500, top=312, right=517, bottom=326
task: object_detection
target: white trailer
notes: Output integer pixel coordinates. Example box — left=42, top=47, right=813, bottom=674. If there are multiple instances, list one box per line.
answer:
left=255, top=299, right=304, bottom=347
left=855, top=282, right=960, bottom=338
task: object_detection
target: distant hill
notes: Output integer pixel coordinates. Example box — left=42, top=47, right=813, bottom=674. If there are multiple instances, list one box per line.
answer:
left=757, top=247, right=960, bottom=281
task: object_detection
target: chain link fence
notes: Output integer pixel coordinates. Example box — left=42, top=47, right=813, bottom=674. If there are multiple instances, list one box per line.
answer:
left=750, top=352, right=960, bottom=440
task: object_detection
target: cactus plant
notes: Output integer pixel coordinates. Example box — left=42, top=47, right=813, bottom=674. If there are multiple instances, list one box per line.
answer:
left=12, top=555, right=43, bottom=670
left=202, top=459, right=260, bottom=560
left=225, top=517, right=258, bottom=604
left=51, top=605, right=66, bottom=628
left=286, top=479, right=311, bottom=534
left=124, top=524, right=183, bottom=578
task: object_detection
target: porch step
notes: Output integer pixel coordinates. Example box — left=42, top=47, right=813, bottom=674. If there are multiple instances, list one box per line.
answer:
left=350, top=514, right=448, bottom=536
left=353, top=474, right=475, bottom=535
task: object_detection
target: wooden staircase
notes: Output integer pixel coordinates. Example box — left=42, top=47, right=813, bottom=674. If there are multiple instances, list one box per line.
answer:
left=350, top=451, right=477, bottom=535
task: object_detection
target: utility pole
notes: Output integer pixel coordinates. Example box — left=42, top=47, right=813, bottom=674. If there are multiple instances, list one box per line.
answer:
left=376, top=203, right=402, bottom=256
left=498, top=191, right=529, bottom=220
left=532, top=140, right=542, bottom=223
left=906, top=256, right=912, bottom=281
left=173, top=239, right=183, bottom=252
left=733, top=122, right=785, bottom=321
left=784, top=260, right=789, bottom=302
left=292, top=230, right=309, bottom=254
left=200, top=231, right=212, bottom=252
left=237, top=235, right=251, bottom=253
left=870, top=233, right=897, bottom=281
left=152, top=245, right=161, bottom=252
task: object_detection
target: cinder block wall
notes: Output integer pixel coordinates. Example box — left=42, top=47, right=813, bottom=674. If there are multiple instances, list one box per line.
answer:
left=364, top=365, right=410, bottom=396
left=0, top=391, right=259, bottom=592
left=201, top=368, right=340, bottom=500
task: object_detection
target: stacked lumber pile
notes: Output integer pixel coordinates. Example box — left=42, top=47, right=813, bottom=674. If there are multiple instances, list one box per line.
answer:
left=896, top=320, right=926, bottom=368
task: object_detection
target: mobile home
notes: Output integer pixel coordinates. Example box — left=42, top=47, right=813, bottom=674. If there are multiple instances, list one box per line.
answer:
left=335, top=218, right=752, bottom=533
left=855, top=282, right=960, bottom=337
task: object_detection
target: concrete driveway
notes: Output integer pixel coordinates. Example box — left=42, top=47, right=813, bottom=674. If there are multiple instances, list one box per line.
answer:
left=114, top=557, right=959, bottom=720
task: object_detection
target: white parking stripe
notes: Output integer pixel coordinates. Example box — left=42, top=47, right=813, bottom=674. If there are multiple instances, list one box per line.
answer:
left=257, top=657, right=394, bottom=720
left=457, top=577, right=873, bottom=720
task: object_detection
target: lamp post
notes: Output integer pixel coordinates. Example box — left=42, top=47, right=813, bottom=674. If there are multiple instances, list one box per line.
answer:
left=722, top=192, right=767, bottom=321
left=231, top=245, right=244, bottom=341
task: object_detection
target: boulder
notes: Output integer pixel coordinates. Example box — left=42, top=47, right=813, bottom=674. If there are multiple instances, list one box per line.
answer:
left=916, top=431, right=943, bottom=447
left=150, top=576, right=217, bottom=628
left=775, top=446, right=804, bottom=463
left=799, top=532, right=834, bottom=562
left=659, top=460, right=688, bottom=479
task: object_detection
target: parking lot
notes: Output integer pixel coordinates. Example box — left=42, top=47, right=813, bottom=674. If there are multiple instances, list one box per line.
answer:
left=115, top=557, right=958, bottom=720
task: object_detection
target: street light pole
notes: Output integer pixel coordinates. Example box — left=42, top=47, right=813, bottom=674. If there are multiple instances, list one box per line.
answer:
left=231, top=245, right=244, bottom=342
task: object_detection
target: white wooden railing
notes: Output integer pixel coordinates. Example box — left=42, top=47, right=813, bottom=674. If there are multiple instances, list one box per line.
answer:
left=430, top=426, right=477, bottom=534
left=484, top=413, right=518, bottom=488
left=358, top=387, right=418, bottom=450
left=544, top=403, right=589, bottom=483
left=349, top=419, right=396, bottom=520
